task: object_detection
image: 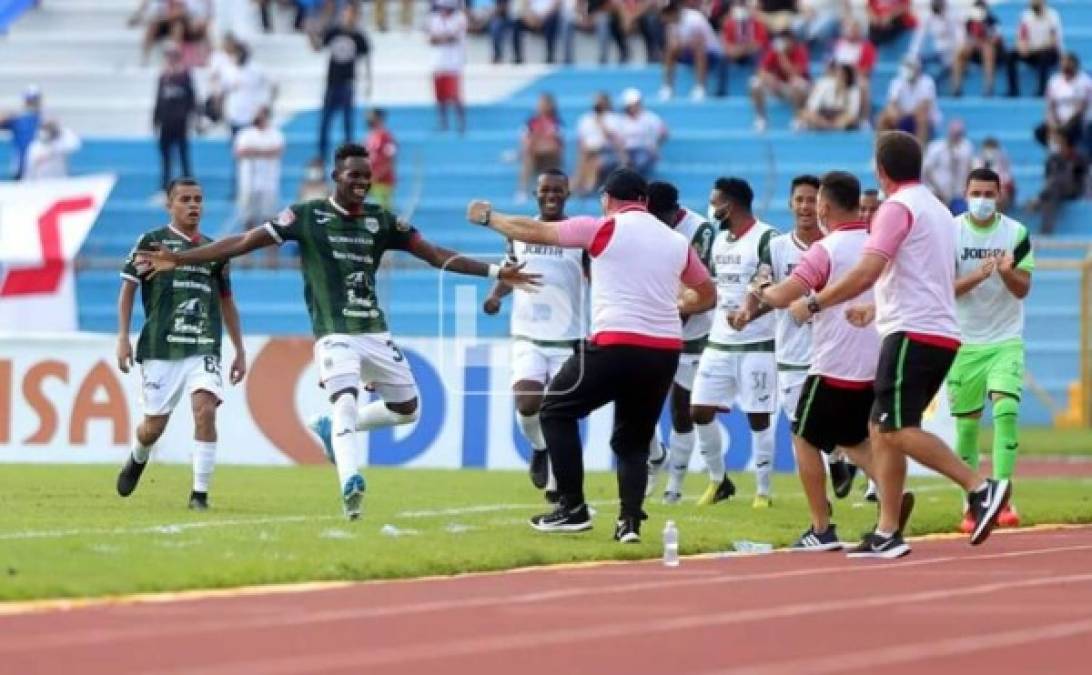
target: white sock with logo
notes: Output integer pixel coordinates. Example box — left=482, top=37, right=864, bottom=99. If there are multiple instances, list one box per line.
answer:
left=665, top=430, right=695, bottom=494
left=753, top=425, right=775, bottom=497
left=696, top=421, right=725, bottom=480
left=355, top=400, right=418, bottom=432
left=192, top=440, right=216, bottom=492
left=330, top=392, right=361, bottom=488
left=517, top=411, right=547, bottom=451
left=132, top=440, right=152, bottom=464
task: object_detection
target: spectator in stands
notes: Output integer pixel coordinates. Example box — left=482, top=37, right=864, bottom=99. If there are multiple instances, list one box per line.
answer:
left=796, top=63, right=860, bottom=131
left=1034, top=53, right=1091, bottom=149
left=908, top=0, right=964, bottom=85
left=223, top=42, right=276, bottom=139
left=574, top=91, right=624, bottom=196
left=1009, top=0, right=1063, bottom=97
left=756, top=0, right=799, bottom=33
left=298, top=157, right=329, bottom=201
left=859, top=187, right=882, bottom=222
left=558, top=0, right=586, bottom=64
left=749, top=29, right=810, bottom=132
left=153, top=44, right=197, bottom=196
left=951, top=0, right=1004, bottom=97
left=831, top=17, right=876, bottom=124
left=615, top=87, right=667, bottom=177
left=514, top=0, right=563, bottom=64
left=23, top=120, right=81, bottom=180
left=517, top=93, right=564, bottom=202
left=429, top=0, right=468, bottom=133
left=312, top=2, right=370, bottom=163
left=876, top=58, right=939, bottom=145
left=793, top=0, right=845, bottom=49
left=719, top=0, right=770, bottom=92
left=659, top=0, right=725, bottom=101
left=923, top=119, right=974, bottom=213
left=489, top=1, right=516, bottom=63
left=365, top=108, right=397, bottom=209
left=867, top=0, right=915, bottom=46
left=0, top=86, right=42, bottom=180
left=234, top=105, right=284, bottom=265
left=1028, top=128, right=1088, bottom=235
left=375, top=0, right=413, bottom=32
left=129, top=0, right=210, bottom=66
left=202, top=32, right=240, bottom=128
left=973, top=136, right=1016, bottom=209
left=605, top=0, right=664, bottom=64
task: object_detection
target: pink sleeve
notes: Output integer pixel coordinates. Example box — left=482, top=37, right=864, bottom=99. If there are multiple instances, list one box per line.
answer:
left=680, top=247, right=711, bottom=286
left=790, top=244, right=831, bottom=291
left=863, top=201, right=913, bottom=260
left=555, top=215, right=603, bottom=249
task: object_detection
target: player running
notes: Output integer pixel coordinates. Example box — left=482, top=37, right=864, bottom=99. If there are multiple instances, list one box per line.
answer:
left=483, top=169, right=588, bottom=500
left=950, top=167, right=1032, bottom=532
left=691, top=177, right=778, bottom=508
left=645, top=181, right=727, bottom=505
left=115, top=178, right=246, bottom=510
left=140, top=143, right=537, bottom=519
left=796, top=132, right=1011, bottom=558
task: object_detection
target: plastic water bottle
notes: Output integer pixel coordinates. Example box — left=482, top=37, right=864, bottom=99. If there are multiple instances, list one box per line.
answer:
left=663, top=520, right=680, bottom=567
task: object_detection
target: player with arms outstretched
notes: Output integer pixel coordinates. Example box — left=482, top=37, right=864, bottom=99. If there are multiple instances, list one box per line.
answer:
left=141, top=144, right=537, bottom=519
left=115, top=178, right=246, bottom=510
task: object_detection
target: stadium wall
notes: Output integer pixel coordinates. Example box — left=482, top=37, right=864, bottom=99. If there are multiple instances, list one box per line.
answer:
left=0, top=335, right=955, bottom=470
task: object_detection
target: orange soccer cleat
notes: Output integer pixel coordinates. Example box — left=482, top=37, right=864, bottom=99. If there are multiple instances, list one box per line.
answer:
left=997, top=503, right=1021, bottom=528
left=959, top=509, right=975, bottom=535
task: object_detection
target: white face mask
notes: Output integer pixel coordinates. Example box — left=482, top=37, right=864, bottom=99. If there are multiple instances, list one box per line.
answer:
left=772, top=38, right=788, bottom=51
left=968, top=196, right=997, bottom=221
left=731, top=6, right=749, bottom=21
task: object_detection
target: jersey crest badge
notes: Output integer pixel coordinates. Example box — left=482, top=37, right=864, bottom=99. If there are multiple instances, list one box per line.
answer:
left=364, top=217, right=380, bottom=234
left=274, top=208, right=295, bottom=226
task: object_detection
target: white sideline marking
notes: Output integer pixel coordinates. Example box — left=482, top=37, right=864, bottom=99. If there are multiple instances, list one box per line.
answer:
left=152, top=571, right=1092, bottom=674
left=0, top=515, right=339, bottom=541
left=4, top=540, right=1092, bottom=655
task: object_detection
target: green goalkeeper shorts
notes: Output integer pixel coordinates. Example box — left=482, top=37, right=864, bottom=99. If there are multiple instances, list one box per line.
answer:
left=946, top=339, right=1025, bottom=416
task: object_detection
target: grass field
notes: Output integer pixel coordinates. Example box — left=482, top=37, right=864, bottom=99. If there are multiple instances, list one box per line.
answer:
left=4, top=464, right=1092, bottom=602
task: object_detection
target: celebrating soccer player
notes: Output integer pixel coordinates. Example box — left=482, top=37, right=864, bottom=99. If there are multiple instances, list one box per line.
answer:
left=115, top=178, right=246, bottom=510
left=139, top=143, right=538, bottom=520
left=950, top=167, right=1033, bottom=532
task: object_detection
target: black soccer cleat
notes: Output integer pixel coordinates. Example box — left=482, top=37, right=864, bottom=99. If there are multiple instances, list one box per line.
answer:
left=529, top=499, right=592, bottom=533
left=116, top=454, right=148, bottom=497
left=968, top=479, right=1011, bottom=546
left=529, top=448, right=550, bottom=490
left=613, top=516, right=642, bottom=544
left=846, top=531, right=910, bottom=559
left=188, top=491, right=209, bottom=511
left=829, top=459, right=858, bottom=499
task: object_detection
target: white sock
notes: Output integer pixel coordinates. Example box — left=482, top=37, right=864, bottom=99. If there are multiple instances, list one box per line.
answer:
left=355, top=399, right=417, bottom=432
left=696, top=421, right=725, bottom=480
left=649, top=429, right=665, bottom=462
left=517, top=410, right=547, bottom=451
left=753, top=425, right=775, bottom=497
left=132, top=440, right=152, bottom=464
left=331, top=392, right=361, bottom=488
left=545, top=457, right=557, bottom=492
left=665, top=429, right=695, bottom=494
left=192, top=440, right=216, bottom=492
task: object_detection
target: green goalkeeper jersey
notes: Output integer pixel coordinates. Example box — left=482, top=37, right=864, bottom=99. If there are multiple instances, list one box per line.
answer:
left=954, top=212, right=1034, bottom=346
left=263, top=197, right=420, bottom=338
left=121, top=225, right=231, bottom=363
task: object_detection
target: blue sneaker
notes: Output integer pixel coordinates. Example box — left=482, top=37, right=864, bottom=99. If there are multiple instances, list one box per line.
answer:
left=342, top=474, right=366, bottom=520
left=308, top=414, right=335, bottom=463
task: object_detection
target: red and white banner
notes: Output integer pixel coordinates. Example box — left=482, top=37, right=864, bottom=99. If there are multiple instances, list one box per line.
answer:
left=0, top=175, right=115, bottom=332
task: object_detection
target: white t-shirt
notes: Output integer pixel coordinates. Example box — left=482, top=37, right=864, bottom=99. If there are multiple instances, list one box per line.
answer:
left=767, top=232, right=813, bottom=367
left=24, top=128, right=81, bottom=180
left=234, top=124, right=285, bottom=196
left=427, top=10, right=468, bottom=74
left=506, top=237, right=588, bottom=342
left=224, top=62, right=273, bottom=128
left=923, top=137, right=975, bottom=202
left=1046, top=71, right=1092, bottom=125
left=909, top=10, right=965, bottom=63
left=806, top=76, right=861, bottom=120
left=615, top=109, right=666, bottom=151
left=529, top=0, right=560, bottom=18
left=887, top=74, right=941, bottom=125
left=1019, top=7, right=1063, bottom=51
left=672, top=8, right=724, bottom=55
left=577, top=111, right=618, bottom=152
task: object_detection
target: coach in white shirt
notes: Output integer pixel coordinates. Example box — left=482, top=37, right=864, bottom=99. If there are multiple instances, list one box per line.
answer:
left=877, top=58, right=941, bottom=146
left=234, top=106, right=284, bottom=260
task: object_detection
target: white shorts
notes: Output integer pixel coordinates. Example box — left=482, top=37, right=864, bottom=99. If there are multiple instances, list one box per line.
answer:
left=778, top=368, right=809, bottom=422
left=314, top=332, right=417, bottom=403
left=691, top=348, right=777, bottom=414
left=674, top=351, right=703, bottom=390
left=510, top=339, right=575, bottom=386
left=140, top=355, right=224, bottom=417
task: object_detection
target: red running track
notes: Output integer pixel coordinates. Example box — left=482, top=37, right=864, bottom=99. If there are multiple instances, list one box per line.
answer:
left=3, top=527, right=1092, bottom=675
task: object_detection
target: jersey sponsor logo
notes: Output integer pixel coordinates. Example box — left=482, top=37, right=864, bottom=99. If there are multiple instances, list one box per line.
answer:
left=274, top=207, right=295, bottom=226
left=714, top=253, right=743, bottom=266
left=343, top=272, right=381, bottom=319
left=332, top=250, right=371, bottom=264
left=171, top=298, right=207, bottom=336
left=364, top=217, right=380, bottom=234
left=960, top=247, right=1007, bottom=261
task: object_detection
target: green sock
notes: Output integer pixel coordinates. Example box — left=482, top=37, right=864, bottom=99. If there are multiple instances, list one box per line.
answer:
left=955, top=416, right=981, bottom=472
left=992, top=397, right=1020, bottom=480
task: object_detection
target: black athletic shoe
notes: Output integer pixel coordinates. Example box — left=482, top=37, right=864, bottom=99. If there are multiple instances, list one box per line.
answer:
left=968, top=479, right=1011, bottom=546
left=829, top=459, right=857, bottom=499
left=613, top=516, right=641, bottom=544
left=898, top=491, right=916, bottom=535
left=529, top=500, right=592, bottom=533
left=529, top=449, right=550, bottom=489
left=846, top=531, right=910, bottom=559
left=544, top=489, right=561, bottom=504
left=697, top=474, right=736, bottom=506
left=188, top=491, right=209, bottom=511
left=792, top=524, right=843, bottom=551
left=116, top=454, right=147, bottom=497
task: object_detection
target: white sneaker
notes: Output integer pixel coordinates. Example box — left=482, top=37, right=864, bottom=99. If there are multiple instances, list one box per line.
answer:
left=658, top=85, right=673, bottom=101
left=689, top=85, right=706, bottom=101
left=753, top=117, right=768, bottom=133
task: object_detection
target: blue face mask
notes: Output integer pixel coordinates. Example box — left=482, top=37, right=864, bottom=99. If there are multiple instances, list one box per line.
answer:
left=968, top=196, right=996, bottom=221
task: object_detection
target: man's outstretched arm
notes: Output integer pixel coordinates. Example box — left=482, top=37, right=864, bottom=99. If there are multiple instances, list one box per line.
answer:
left=466, top=200, right=562, bottom=245
left=141, top=228, right=277, bottom=270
